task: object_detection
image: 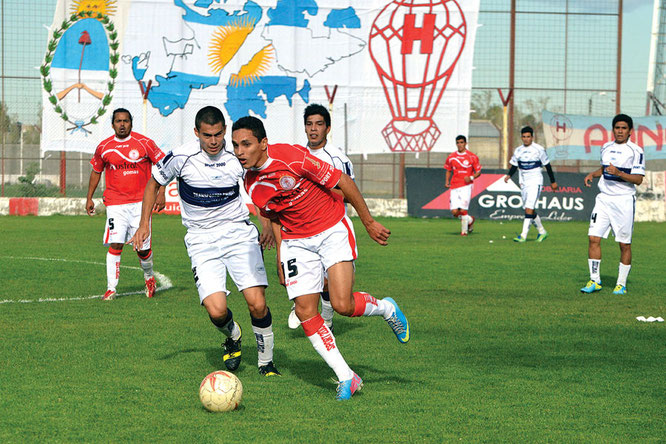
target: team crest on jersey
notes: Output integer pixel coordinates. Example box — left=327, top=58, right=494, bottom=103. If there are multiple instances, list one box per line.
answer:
left=129, top=149, right=140, bottom=160
left=279, top=175, right=296, bottom=190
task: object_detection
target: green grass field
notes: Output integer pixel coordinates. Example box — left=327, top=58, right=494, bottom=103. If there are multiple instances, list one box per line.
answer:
left=1, top=215, right=664, bottom=442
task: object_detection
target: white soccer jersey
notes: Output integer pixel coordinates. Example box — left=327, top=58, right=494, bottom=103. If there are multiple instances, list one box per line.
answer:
left=509, top=142, right=550, bottom=186
left=152, top=140, right=249, bottom=230
left=598, top=140, right=645, bottom=196
left=307, top=143, right=355, bottom=180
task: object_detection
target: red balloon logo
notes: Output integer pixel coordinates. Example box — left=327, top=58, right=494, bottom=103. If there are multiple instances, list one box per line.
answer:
left=369, top=0, right=467, bottom=152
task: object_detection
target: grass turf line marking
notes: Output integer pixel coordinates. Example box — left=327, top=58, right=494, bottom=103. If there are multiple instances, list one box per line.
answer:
left=0, top=256, right=173, bottom=304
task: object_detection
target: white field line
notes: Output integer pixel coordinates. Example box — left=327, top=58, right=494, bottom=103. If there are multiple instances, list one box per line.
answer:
left=0, top=256, right=173, bottom=304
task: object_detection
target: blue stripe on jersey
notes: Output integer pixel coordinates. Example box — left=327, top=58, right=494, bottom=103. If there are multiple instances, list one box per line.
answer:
left=602, top=165, right=632, bottom=182
left=178, top=178, right=240, bottom=208
left=518, top=160, right=542, bottom=170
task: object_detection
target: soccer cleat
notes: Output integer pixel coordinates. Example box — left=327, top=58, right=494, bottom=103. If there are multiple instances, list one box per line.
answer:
left=145, top=276, right=156, bottom=298
left=580, top=280, right=602, bottom=294
left=384, top=297, right=410, bottom=343
left=513, top=235, right=526, bottom=243
left=258, top=361, right=281, bottom=377
left=612, top=284, right=627, bottom=295
left=287, top=304, right=300, bottom=329
left=461, top=232, right=468, bottom=236
left=536, top=232, right=549, bottom=243
left=222, top=324, right=242, bottom=371
left=468, top=216, right=475, bottom=233
left=336, top=372, right=363, bottom=400
left=102, top=289, right=116, bottom=301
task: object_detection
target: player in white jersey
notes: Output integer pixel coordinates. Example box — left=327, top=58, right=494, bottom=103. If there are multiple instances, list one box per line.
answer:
left=130, top=106, right=280, bottom=376
left=580, top=114, right=645, bottom=295
left=286, top=104, right=357, bottom=331
left=504, top=126, right=558, bottom=242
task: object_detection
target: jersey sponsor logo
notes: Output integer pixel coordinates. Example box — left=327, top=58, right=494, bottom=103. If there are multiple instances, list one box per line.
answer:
left=122, top=170, right=139, bottom=176
left=109, top=161, right=139, bottom=170
left=204, top=162, right=226, bottom=167
left=279, top=175, right=297, bottom=190
left=178, top=178, right=240, bottom=208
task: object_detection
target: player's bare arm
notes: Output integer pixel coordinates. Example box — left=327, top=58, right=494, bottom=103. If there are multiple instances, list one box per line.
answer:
left=129, top=177, right=161, bottom=250
left=336, top=173, right=390, bottom=246
left=85, top=170, right=102, bottom=216
left=153, top=186, right=167, bottom=212
left=445, top=170, right=451, bottom=188
left=605, top=163, right=644, bottom=185
left=256, top=209, right=276, bottom=250
left=584, top=167, right=604, bottom=187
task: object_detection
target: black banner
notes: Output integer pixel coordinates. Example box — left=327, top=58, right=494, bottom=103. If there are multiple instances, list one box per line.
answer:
left=406, top=168, right=597, bottom=221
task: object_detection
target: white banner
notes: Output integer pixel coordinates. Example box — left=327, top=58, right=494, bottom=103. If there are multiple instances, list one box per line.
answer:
left=41, top=0, right=479, bottom=155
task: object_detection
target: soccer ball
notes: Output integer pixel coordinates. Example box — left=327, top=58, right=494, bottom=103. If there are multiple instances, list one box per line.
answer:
left=199, top=371, right=243, bottom=412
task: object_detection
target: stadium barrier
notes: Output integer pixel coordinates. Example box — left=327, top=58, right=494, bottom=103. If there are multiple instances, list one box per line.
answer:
left=1, top=171, right=663, bottom=221
left=406, top=169, right=666, bottom=222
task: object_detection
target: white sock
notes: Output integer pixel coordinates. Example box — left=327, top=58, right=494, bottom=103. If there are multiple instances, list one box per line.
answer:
left=302, top=315, right=353, bottom=381
left=588, top=259, right=601, bottom=283
left=352, top=292, right=392, bottom=318
left=617, top=263, right=631, bottom=286
left=533, top=215, right=545, bottom=234
left=252, top=325, right=274, bottom=366
left=521, top=218, right=531, bottom=238
left=106, top=250, right=121, bottom=290
left=138, top=251, right=154, bottom=280
left=460, top=215, right=469, bottom=233
left=216, top=317, right=241, bottom=341
left=320, top=294, right=334, bottom=326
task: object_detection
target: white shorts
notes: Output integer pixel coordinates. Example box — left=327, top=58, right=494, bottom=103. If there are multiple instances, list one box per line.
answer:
left=450, top=184, right=472, bottom=210
left=588, top=193, right=635, bottom=244
left=104, top=202, right=151, bottom=250
left=520, top=182, right=542, bottom=210
left=185, top=221, right=268, bottom=303
left=280, top=216, right=358, bottom=300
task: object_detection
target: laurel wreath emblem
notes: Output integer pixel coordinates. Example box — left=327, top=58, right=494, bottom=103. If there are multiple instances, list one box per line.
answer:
left=40, top=11, right=119, bottom=133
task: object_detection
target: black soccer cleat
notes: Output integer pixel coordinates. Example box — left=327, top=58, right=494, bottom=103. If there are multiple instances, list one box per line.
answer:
left=222, top=325, right=242, bottom=372
left=258, top=361, right=281, bottom=377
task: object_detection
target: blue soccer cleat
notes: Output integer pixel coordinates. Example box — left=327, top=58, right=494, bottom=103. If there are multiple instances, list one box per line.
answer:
left=513, top=235, right=526, bottom=243
left=384, top=297, right=410, bottom=343
left=336, top=372, right=363, bottom=400
left=612, top=284, right=627, bottom=295
left=580, top=280, right=602, bottom=294
left=536, top=232, right=549, bottom=242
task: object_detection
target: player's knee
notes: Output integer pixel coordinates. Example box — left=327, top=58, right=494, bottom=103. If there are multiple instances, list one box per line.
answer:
left=136, top=248, right=151, bottom=259
left=452, top=209, right=460, bottom=217
left=109, top=243, right=124, bottom=251
left=246, top=300, right=267, bottom=318
left=330, top=296, right=354, bottom=316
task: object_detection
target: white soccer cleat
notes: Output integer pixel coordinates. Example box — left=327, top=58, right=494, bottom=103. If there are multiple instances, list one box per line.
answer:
left=287, top=305, right=300, bottom=329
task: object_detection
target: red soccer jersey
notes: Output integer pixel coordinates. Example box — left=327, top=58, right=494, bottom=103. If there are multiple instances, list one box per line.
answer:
left=243, top=143, right=345, bottom=239
left=90, top=132, right=165, bottom=206
left=443, top=150, right=482, bottom=189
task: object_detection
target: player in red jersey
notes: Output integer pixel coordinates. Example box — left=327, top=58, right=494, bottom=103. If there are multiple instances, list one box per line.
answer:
left=86, top=108, right=166, bottom=301
left=444, top=135, right=482, bottom=236
left=231, top=116, right=410, bottom=400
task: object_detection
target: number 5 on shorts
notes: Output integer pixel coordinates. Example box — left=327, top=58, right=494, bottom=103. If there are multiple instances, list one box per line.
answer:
left=282, top=259, right=298, bottom=278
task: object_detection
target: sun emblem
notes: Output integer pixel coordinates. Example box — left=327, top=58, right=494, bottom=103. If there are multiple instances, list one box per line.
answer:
left=208, top=18, right=257, bottom=74
left=230, top=45, right=274, bottom=87
left=129, top=149, right=140, bottom=160
left=279, top=175, right=296, bottom=190
left=71, top=0, right=117, bottom=16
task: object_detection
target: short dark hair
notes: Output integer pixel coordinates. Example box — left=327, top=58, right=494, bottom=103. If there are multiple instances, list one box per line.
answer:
left=303, top=103, right=331, bottom=127
left=112, top=108, right=132, bottom=122
left=195, top=106, right=225, bottom=130
left=612, top=113, right=633, bottom=130
left=520, top=126, right=533, bottom=135
left=232, top=116, right=266, bottom=141
left=455, top=135, right=467, bottom=143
